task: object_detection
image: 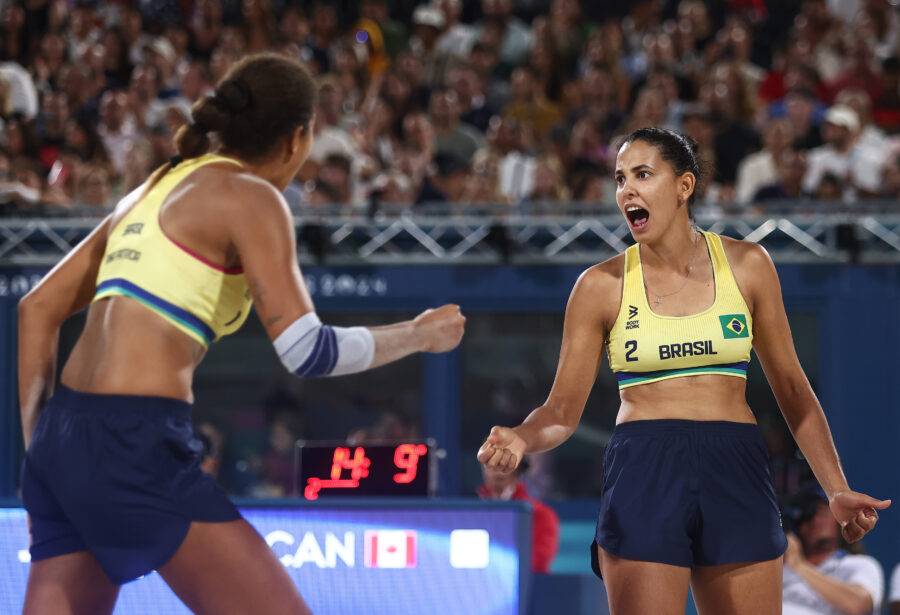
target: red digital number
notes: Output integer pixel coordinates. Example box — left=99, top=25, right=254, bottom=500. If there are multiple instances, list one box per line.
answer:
left=331, top=446, right=371, bottom=480
left=393, top=443, right=428, bottom=484
left=304, top=446, right=372, bottom=500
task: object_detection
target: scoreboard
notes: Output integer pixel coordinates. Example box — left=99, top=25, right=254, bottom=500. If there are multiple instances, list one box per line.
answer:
left=295, top=441, right=435, bottom=499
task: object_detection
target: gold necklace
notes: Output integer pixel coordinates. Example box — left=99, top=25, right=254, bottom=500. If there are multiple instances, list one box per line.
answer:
left=651, top=230, right=703, bottom=306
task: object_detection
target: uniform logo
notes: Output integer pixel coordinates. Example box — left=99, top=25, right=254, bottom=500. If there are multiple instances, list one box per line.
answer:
left=123, top=223, right=144, bottom=236
left=626, top=305, right=639, bottom=330
left=659, top=340, right=717, bottom=359
left=719, top=314, right=749, bottom=339
left=105, top=248, right=141, bottom=263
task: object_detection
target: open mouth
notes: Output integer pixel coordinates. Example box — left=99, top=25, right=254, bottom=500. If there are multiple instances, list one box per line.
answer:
left=625, top=205, right=650, bottom=230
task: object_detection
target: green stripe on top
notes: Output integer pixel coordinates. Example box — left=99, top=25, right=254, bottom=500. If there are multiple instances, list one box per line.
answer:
left=94, top=284, right=213, bottom=346
left=617, top=364, right=748, bottom=388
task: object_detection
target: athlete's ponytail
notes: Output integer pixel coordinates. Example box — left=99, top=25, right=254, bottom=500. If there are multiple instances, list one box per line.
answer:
left=174, top=83, right=241, bottom=159
left=174, top=53, right=317, bottom=163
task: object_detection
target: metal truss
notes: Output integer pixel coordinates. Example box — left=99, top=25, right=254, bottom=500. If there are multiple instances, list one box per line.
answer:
left=1, top=209, right=899, bottom=266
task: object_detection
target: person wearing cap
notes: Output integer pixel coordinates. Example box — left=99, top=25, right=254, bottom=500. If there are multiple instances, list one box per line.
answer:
left=783, top=486, right=884, bottom=615
left=478, top=457, right=560, bottom=573
left=888, top=562, right=900, bottom=615
left=411, top=4, right=446, bottom=81
left=801, top=104, right=886, bottom=201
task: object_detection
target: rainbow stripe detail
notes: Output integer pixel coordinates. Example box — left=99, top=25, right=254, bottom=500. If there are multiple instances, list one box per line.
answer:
left=95, top=278, right=215, bottom=346
left=616, top=362, right=749, bottom=389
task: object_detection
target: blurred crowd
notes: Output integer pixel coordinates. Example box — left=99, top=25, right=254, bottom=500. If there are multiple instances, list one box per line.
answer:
left=1, top=0, right=900, bottom=217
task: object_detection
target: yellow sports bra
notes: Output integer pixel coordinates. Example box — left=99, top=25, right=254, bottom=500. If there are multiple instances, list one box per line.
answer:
left=93, top=154, right=253, bottom=348
left=607, top=231, right=753, bottom=389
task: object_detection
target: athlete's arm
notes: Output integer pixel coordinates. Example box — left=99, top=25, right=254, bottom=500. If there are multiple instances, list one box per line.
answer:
left=222, top=175, right=464, bottom=376
left=738, top=242, right=890, bottom=541
left=477, top=264, right=614, bottom=472
left=18, top=217, right=111, bottom=448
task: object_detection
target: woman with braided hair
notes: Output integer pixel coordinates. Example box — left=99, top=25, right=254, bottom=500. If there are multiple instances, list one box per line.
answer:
left=18, top=53, right=465, bottom=614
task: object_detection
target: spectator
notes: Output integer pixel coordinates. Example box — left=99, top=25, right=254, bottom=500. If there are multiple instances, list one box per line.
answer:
left=308, top=76, right=357, bottom=170
left=434, top=0, right=477, bottom=61
left=347, top=411, right=419, bottom=444
left=317, top=153, right=353, bottom=206
left=474, top=0, right=532, bottom=69
left=96, top=90, right=139, bottom=178
left=736, top=118, right=794, bottom=205
left=360, top=0, right=408, bottom=60
left=0, top=61, right=38, bottom=120
left=881, top=149, right=900, bottom=200
left=802, top=104, right=885, bottom=201
left=889, top=562, right=900, bottom=615
left=73, top=163, right=111, bottom=210
left=781, top=87, right=825, bottom=151
left=128, top=63, right=168, bottom=130
left=369, top=171, right=415, bottom=208
left=430, top=87, right=484, bottom=164
left=257, top=413, right=301, bottom=497
left=416, top=150, right=470, bottom=204
left=410, top=4, right=446, bottom=85
left=448, top=63, right=496, bottom=133
left=502, top=66, right=562, bottom=144
left=478, top=457, right=560, bottom=573
left=525, top=155, right=569, bottom=203
left=783, top=485, right=884, bottom=615
left=753, top=149, right=808, bottom=204
left=177, top=60, right=213, bottom=103
left=835, top=88, right=888, bottom=153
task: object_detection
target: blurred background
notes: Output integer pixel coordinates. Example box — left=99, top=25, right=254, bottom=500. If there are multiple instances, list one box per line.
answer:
left=0, top=0, right=899, bottom=613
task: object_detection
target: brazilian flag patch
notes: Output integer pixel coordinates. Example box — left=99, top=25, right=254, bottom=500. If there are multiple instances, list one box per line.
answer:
left=719, top=314, right=749, bottom=339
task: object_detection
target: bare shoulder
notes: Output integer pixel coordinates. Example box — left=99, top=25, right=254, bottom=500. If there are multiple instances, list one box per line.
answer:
left=579, top=253, right=625, bottom=291
left=211, top=168, right=290, bottom=222
left=570, top=252, right=625, bottom=327
left=718, top=235, right=779, bottom=312
left=718, top=234, right=775, bottom=276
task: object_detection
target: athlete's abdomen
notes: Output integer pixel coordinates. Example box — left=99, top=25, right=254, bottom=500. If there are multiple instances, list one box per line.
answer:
left=616, top=373, right=754, bottom=424
left=60, top=297, right=203, bottom=402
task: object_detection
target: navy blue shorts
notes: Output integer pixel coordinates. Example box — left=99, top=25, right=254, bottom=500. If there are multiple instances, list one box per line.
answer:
left=591, top=419, right=787, bottom=576
left=21, top=385, right=240, bottom=584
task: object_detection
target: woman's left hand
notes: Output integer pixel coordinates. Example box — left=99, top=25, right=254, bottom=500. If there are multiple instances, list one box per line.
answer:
left=829, top=490, right=891, bottom=543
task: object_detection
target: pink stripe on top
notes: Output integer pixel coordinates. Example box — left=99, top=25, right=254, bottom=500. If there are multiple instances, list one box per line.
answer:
left=167, top=236, right=244, bottom=275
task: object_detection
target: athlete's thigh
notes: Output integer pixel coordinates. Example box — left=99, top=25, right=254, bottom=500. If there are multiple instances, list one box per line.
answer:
left=23, top=551, right=119, bottom=615
left=157, top=519, right=311, bottom=615
left=599, top=546, right=692, bottom=615
left=691, top=557, right=783, bottom=615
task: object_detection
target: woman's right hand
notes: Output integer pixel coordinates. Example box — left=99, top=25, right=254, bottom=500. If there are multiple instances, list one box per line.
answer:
left=413, top=304, right=466, bottom=353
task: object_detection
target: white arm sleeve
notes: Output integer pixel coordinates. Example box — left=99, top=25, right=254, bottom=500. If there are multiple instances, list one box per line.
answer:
left=273, top=312, right=375, bottom=378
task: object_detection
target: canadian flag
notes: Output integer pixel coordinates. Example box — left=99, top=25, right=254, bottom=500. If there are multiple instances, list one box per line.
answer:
left=364, top=530, right=417, bottom=568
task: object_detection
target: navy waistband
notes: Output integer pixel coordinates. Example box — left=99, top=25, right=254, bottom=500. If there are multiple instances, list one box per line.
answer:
left=48, top=384, right=192, bottom=421
left=611, top=419, right=761, bottom=438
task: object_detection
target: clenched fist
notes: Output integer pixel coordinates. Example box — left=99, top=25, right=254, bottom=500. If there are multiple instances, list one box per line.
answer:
left=477, top=426, right=527, bottom=474
left=829, top=490, right=891, bottom=543
left=414, top=304, right=466, bottom=353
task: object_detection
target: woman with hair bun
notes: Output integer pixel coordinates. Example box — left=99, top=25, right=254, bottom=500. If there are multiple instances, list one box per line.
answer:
left=19, top=53, right=465, bottom=614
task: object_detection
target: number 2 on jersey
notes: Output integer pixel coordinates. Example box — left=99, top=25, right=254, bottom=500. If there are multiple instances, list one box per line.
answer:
left=625, top=340, right=638, bottom=362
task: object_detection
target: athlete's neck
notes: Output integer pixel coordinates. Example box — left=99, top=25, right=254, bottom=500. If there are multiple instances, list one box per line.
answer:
left=640, top=222, right=702, bottom=275
left=217, top=149, right=294, bottom=191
